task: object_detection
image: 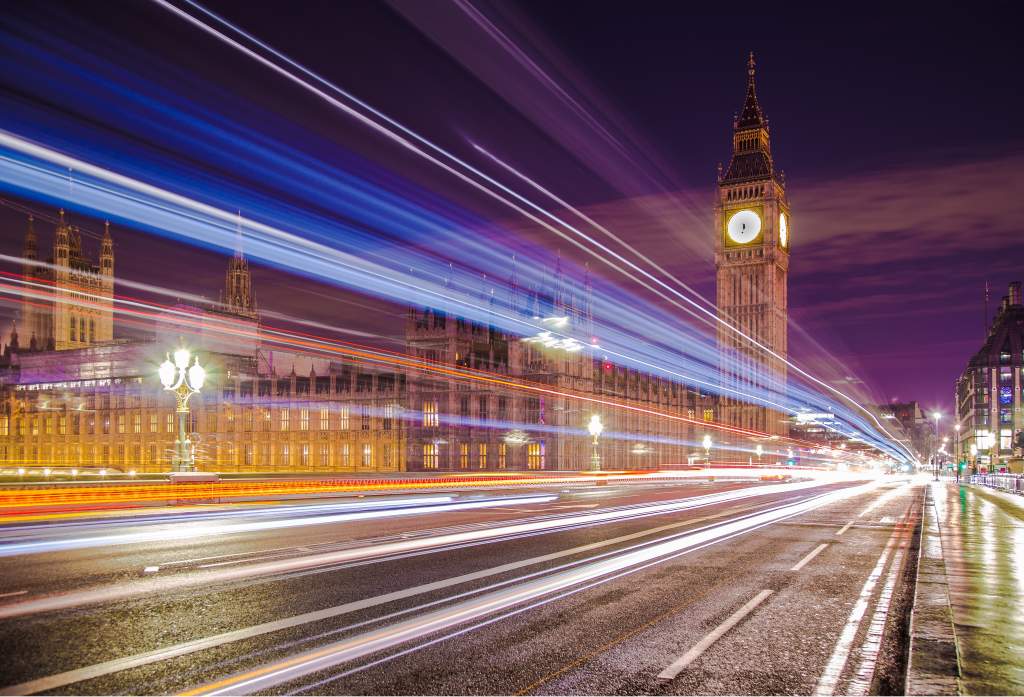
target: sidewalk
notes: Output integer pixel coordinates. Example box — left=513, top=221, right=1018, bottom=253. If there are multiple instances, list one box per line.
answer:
left=921, top=480, right=1024, bottom=694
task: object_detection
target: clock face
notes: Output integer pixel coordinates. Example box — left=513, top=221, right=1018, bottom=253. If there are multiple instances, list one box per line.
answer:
left=779, top=212, right=789, bottom=248
left=726, top=209, right=761, bottom=245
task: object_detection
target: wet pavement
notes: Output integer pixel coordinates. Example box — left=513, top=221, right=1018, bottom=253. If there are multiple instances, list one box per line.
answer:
left=935, top=481, right=1024, bottom=694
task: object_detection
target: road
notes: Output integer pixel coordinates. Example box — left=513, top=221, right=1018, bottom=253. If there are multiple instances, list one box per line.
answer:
left=0, top=474, right=923, bottom=695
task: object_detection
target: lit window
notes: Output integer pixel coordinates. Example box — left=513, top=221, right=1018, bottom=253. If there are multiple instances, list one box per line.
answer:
left=149, top=413, right=158, bottom=433
left=320, top=408, right=329, bottom=430
left=423, top=443, right=438, bottom=469
left=133, top=413, right=141, bottom=434
left=58, top=416, right=66, bottom=435
left=166, top=412, right=174, bottom=432
left=362, top=443, right=372, bottom=467
left=498, top=442, right=506, bottom=468
left=478, top=443, right=487, bottom=469
left=300, top=408, right=309, bottom=431
left=703, top=409, right=714, bottom=422
left=528, top=442, right=545, bottom=469
left=423, top=401, right=439, bottom=427
left=319, top=443, right=329, bottom=467
left=117, top=415, right=125, bottom=434
left=300, top=443, right=310, bottom=467
left=280, top=409, right=290, bottom=431
left=339, top=406, right=350, bottom=430
left=459, top=443, right=469, bottom=469
left=341, top=443, right=351, bottom=467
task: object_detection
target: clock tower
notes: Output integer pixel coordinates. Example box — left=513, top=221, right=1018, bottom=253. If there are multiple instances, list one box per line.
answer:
left=715, top=53, right=790, bottom=436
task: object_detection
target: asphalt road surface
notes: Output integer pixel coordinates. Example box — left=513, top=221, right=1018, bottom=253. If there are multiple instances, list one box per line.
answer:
left=0, top=474, right=923, bottom=695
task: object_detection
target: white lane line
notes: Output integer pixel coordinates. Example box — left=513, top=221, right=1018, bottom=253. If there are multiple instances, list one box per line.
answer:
left=0, top=590, right=27, bottom=599
left=814, top=521, right=904, bottom=695
left=657, top=590, right=774, bottom=681
left=790, top=544, right=829, bottom=572
left=142, top=566, right=160, bottom=575
left=846, top=548, right=905, bottom=695
left=858, top=483, right=910, bottom=518
left=0, top=499, right=778, bottom=697
left=836, top=521, right=854, bottom=536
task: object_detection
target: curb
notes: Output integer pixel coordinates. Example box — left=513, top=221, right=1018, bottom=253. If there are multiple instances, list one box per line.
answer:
left=905, top=483, right=962, bottom=695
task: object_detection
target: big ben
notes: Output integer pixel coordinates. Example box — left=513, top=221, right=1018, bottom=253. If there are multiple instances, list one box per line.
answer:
left=715, top=53, right=789, bottom=436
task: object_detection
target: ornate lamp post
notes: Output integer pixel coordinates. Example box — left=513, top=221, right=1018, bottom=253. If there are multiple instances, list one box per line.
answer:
left=755, top=444, right=764, bottom=465
left=587, top=414, right=604, bottom=471
left=931, top=411, right=941, bottom=480
left=159, top=347, right=205, bottom=472
left=702, top=434, right=713, bottom=468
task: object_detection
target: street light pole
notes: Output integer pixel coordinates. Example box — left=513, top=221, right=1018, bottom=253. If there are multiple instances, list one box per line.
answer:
left=702, top=434, right=712, bottom=469
left=587, top=414, right=603, bottom=471
left=932, top=411, right=941, bottom=481
left=159, top=347, right=206, bottom=472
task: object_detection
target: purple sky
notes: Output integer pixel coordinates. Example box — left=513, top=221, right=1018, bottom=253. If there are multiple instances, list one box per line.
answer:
left=2, top=0, right=1023, bottom=416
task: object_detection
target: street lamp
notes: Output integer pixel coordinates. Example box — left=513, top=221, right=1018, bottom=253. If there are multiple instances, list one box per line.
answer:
left=931, top=412, right=942, bottom=481
left=587, top=414, right=604, bottom=471
left=755, top=444, right=764, bottom=465
left=159, top=347, right=205, bottom=472
left=702, top=434, right=713, bottom=468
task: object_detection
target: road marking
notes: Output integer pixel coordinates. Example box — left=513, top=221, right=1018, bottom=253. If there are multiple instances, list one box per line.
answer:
left=552, top=504, right=600, bottom=509
left=515, top=589, right=712, bottom=695
left=814, top=504, right=915, bottom=695
left=0, top=590, right=26, bottom=599
left=846, top=549, right=905, bottom=695
left=836, top=521, right=853, bottom=536
left=0, top=499, right=776, bottom=696
left=142, top=566, right=159, bottom=575
left=790, top=543, right=828, bottom=572
left=657, top=589, right=774, bottom=681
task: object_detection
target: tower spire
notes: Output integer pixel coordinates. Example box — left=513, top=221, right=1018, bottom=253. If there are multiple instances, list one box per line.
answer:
left=736, top=51, right=765, bottom=130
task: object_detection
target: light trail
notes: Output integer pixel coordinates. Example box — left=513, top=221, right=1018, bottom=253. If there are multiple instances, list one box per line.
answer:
left=0, top=478, right=864, bottom=621
left=0, top=24, right=910, bottom=461
left=181, top=481, right=882, bottom=695
left=0, top=494, right=554, bottom=557
left=149, top=0, right=912, bottom=462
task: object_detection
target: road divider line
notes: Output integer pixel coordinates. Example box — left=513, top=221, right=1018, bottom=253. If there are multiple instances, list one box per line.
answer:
left=791, top=544, right=829, bottom=572
left=0, top=590, right=26, bottom=599
left=846, top=549, right=905, bottom=695
left=657, top=590, right=774, bottom=681
left=836, top=521, right=853, bottom=536
left=814, top=501, right=916, bottom=695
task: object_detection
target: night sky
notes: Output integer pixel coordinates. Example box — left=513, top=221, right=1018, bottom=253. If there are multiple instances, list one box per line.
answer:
left=1, top=0, right=1022, bottom=417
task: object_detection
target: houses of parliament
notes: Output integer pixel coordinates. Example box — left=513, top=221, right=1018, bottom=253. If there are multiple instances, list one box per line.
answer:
left=0, top=57, right=788, bottom=474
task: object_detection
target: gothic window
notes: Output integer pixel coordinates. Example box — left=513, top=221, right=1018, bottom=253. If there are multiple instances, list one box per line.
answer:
left=69, top=317, right=76, bottom=342
left=423, top=443, right=438, bottom=469
left=89, top=319, right=94, bottom=341
left=80, top=317, right=86, bottom=342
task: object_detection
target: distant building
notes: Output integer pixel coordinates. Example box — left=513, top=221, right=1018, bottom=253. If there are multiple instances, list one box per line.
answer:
left=404, top=265, right=715, bottom=471
left=2, top=209, right=716, bottom=473
left=877, top=401, right=934, bottom=463
left=1, top=209, right=406, bottom=474
left=19, top=210, right=114, bottom=351
left=954, top=281, right=1024, bottom=473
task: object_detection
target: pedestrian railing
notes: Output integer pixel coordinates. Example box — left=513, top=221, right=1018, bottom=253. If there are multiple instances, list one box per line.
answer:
left=968, top=473, right=1024, bottom=494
